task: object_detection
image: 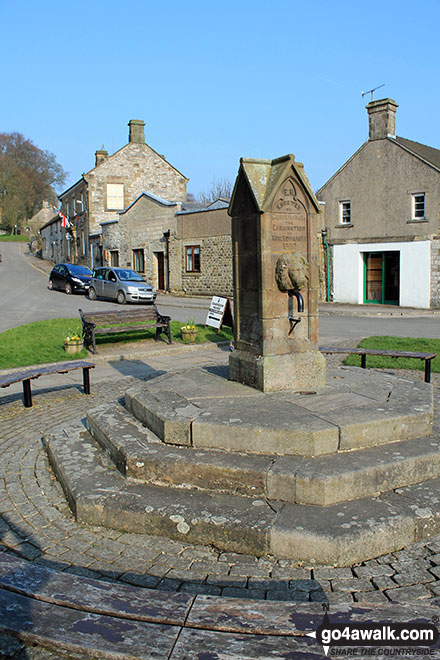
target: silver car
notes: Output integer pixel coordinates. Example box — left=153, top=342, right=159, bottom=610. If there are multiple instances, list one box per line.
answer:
left=88, top=267, right=157, bottom=304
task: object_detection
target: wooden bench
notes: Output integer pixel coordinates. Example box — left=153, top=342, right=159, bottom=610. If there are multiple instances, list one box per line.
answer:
left=319, top=346, right=436, bottom=383
left=79, top=306, right=172, bottom=354
left=0, top=360, right=95, bottom=408
left=0, top=552, right=408, bottom=658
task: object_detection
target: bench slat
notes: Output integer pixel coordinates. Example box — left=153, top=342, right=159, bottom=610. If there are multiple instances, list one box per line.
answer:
left=319, top=346, right=436, bottom=383
left=320, top=347, right=436, bottom=359
left=94, top=323, right=168, bottom=334
left=0, top=361, right=95, bottom=388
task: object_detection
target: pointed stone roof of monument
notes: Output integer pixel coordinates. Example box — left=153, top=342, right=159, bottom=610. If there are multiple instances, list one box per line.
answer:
left=229, top=154, right=321, bottom=215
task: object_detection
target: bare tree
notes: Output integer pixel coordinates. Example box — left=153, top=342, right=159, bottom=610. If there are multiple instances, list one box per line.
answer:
left=199, top=177, right=233, bottom=204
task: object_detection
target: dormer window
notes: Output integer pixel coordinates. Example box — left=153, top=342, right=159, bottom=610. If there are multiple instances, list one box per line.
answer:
left=339, top=200, right=351, bottom=224
left=412, top=193, right=425, bottom=219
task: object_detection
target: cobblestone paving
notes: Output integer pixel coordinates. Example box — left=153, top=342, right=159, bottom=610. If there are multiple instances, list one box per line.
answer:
left=1, top=346, right=440, bottom=610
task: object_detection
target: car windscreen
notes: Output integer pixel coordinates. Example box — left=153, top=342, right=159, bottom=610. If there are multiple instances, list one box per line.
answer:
left=117, top=270, right=144, bottom=282
left=68, top=265, right=92, bottom=276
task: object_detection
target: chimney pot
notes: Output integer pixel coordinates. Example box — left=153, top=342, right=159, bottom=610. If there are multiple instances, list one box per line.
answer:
left=95, top=146, right=108, bottom=167
left=128, top=119, right=145, bottom=144
left=366, top=98, right=398, bottom=140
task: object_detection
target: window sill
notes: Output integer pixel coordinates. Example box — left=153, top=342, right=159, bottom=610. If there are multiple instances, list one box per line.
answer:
left=407, top=219, right=428, bottom=224
left=185, top=271, right=201, bottom=275
left=334, top=223, right=353, bottom=228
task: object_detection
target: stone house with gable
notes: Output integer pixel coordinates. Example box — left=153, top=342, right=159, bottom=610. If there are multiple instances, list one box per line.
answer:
left=100, top=195, right=233, bottom=296
left=100, top=191, right=179, bottom=292
left=57, top=119, right=188, bottom=269
left=317, top=99, right=440, bottom=308
left=40, top=213, right=63, bottom=263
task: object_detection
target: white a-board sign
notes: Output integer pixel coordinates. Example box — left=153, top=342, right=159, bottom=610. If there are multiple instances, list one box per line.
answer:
left=206, top=296, right=233, bottom=330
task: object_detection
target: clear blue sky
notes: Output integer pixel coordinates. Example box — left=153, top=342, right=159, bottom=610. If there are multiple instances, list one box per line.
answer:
left=2, top=0, right=439, bottom=200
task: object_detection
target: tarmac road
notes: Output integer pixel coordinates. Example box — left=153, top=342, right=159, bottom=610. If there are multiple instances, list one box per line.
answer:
left=1, top=241, right=440, bottom=340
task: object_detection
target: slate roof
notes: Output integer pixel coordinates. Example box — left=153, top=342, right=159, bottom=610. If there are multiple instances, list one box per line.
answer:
left=395, top=136, right=440, bottom=171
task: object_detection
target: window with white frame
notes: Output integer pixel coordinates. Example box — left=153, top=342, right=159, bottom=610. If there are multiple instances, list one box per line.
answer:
left=412, top=193, right=425, bottom=219
left=339, top=200, right=351, bottom=224
left=106, top=183, right=124, bottom=210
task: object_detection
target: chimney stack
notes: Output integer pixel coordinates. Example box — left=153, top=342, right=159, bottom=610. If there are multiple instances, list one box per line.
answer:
left=366, top=98, right=398, bottom=140
left=95, top=145, right=108, bottom=166
left=128, top=119, right=145, bottom=144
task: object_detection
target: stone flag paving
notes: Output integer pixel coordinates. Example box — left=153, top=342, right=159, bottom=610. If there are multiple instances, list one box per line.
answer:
left=2, top=343, right=440, bottom=656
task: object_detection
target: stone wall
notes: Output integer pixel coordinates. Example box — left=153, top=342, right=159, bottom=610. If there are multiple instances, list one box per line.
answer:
left=431, top=238, right=440, bottom=308
left=177, top=234, right=233, bottom=297
left=171, top=207, right=233, bottom=297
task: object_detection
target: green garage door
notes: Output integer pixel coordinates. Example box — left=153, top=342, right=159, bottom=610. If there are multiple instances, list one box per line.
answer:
left=364, top=251, right=400, bottom=305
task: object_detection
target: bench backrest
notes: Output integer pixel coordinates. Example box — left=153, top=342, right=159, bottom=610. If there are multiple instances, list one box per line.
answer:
left=80, top=307, right=158, bottom=326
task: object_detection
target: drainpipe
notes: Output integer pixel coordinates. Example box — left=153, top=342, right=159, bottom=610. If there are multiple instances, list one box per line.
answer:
left=163, top=230, right=170, bottom=292
left=321, top=228, right=331, bottom=302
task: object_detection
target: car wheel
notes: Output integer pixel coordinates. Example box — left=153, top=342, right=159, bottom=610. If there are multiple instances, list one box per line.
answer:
left=65, top=282, right=72, bottom=295
left=88, top=287, right=97, bottom=301
left=48, top=279, right=53, bottom=290
left=117, top=290, right=126, bottom=305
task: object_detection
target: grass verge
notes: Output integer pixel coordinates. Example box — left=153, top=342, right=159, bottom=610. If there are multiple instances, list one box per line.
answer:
left=0, top=235, right=29, bottom=242
left=0, top=318, right=233, bottom=369
left=343, top=336, right=440, bottom=372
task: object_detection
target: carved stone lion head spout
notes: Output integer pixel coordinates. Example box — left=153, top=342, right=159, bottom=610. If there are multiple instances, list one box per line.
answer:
left=275, top=253, right=309, bottom=292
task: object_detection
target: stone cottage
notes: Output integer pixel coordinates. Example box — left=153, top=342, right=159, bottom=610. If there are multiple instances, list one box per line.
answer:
left=100, top=191, right=179, bottom=292
left=40, top=213, right=63, bottom=263
left=317, top=99, right=440, bottom=308
left=100, top=195, right=232, bottom=296
left=57, top=119, right=188, bottom=268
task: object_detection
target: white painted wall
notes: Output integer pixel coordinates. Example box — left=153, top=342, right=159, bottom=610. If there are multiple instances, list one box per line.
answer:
left=333, top=241, right=431, bottom=308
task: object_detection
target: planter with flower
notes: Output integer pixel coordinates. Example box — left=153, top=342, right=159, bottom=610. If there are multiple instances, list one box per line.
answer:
left=64, top=332, right=84, bottom=354
left=181, top=320, right=198, bottom=344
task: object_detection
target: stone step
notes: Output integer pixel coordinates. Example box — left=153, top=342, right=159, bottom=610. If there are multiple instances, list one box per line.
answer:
left=43, top=421, right=440, bottom=566
left=43, top=423, right=277, bottom=557
left=87, top=402, right=273, bottom=499
left=87, top=402, right=440, bottom=505
left=124, top=369, right=433, bottom=456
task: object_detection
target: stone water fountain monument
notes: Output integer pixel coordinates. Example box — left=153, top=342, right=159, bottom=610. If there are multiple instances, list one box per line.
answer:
left=45, top=154, right=438, bottom=567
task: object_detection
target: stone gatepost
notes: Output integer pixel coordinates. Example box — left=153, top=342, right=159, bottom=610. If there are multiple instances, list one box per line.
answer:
left=228, top=154, right=326, bottom=392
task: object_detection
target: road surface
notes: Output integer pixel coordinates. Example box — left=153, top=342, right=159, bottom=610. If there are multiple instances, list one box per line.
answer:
left=1, top=242, right=439, bottom=342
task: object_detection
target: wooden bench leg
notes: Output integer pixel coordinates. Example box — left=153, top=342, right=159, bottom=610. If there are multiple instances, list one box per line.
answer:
left=23, top=379, right=32, bottom=408
left=425, top=359, right=432, bottom=384
left=361, top=354, right=366, bottom=369
left=83, top=368, right=91, bottom=394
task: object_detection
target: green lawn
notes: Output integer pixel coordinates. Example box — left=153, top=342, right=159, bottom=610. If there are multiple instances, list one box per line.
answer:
left=0, top=234, right=29, bottom=242
left=0, top=318, right=233, bottom=369
left=343, top=336, right=440, bottom=373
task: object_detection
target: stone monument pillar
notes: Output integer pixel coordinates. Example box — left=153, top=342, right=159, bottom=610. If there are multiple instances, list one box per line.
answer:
left=228, top=154, right=326, bottom=392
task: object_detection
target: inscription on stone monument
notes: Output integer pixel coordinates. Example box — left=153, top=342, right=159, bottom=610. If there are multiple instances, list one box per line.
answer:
left=272, top=214, right=307, bottom=252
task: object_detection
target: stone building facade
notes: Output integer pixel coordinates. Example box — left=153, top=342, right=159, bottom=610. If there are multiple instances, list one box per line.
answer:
left=171, top=201, right=233, bottom=297
left=57, top=119, right=188, bottom=268
left=27, top=201, right=58, bottom=238
left=40, top=214, right=63, bottom=263
left=317, top=99, right=440, bottom=308
left=101, top=192, right=178, bottom=292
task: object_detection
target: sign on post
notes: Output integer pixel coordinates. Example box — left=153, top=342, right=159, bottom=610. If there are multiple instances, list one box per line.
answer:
left=206, top=296, right=233, bottom=331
